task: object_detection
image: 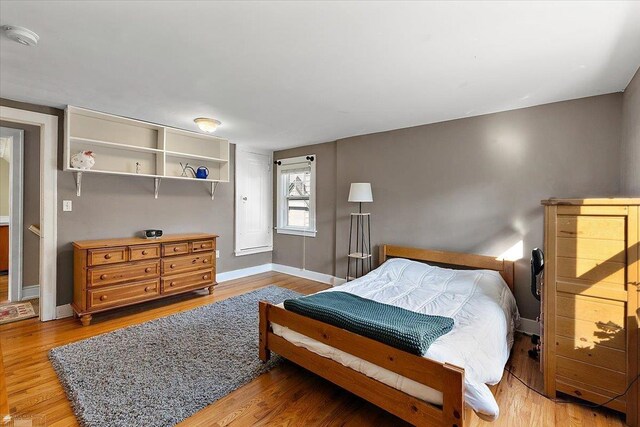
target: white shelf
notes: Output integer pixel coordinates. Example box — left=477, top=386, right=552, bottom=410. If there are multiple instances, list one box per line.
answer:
left=69, top=137, right=163, bottom=154
left=66, top=167, right=159, bottom=180
left=64, top=106, right=231, bottom=198
left=165, top=151, right=227, bottom=163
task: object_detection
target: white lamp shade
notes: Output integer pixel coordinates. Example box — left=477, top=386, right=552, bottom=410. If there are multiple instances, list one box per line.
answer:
left=348, top=183, right=373, bottom=203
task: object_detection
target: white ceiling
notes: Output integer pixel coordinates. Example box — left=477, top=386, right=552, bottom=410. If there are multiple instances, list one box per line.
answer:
left=1, top=1, right=639, bottom=150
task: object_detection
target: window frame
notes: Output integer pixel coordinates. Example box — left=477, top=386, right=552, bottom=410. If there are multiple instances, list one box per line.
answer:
left=276, top=155, right=317, bottom=237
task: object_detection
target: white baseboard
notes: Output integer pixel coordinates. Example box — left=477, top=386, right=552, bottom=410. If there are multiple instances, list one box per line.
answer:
left=216, top=263, right=346, bottom=286
left=517, top=317, right=540, bottom=336
left=216, top=264, right=273, bottom=283
left=271, top=264, right=347, bottom=286
left=21, top=284, right=40, bottom=300
left=56, top=304, right=74, bottom=319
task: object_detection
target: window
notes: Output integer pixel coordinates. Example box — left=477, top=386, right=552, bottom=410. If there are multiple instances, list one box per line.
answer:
left=276, top=155, right=316, bottom=237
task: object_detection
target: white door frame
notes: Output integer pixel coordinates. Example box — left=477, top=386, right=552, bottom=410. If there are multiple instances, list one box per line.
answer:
left=1, top=129, right=24, bottom=302
left=0, top=106, right=58, bottom=321
left=234, top=146, right=273, bottom=256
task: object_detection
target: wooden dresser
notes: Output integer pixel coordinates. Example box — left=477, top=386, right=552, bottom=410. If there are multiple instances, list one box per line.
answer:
left=542, top=198, right=638, bottom=427
left=73, top=233, right=217, bottom=326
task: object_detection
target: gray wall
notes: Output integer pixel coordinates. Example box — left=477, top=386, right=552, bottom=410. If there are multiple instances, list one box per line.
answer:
left=621, top=67, right=640, bottom=195
left=275, top=93, right=623, bottom=320
left=272, top=142, right=337, bottom=275
left=56, top=143, right=271, bottom=305
left=1, top=98, right=271, bottom=306
left=0, top=120, right=41, bottom=288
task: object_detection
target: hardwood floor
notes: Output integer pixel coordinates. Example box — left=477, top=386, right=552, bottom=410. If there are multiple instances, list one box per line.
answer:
left=0, top=272, right=628, bottom=426
left=0, top=274, right=8, bottom=304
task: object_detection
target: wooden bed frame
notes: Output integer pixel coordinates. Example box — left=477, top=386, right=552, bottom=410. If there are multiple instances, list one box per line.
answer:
left=259, top=244, right=515, bottom=427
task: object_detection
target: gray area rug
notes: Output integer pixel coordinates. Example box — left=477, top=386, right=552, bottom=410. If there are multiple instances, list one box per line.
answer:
left=49, top=286, right=302, bottom=427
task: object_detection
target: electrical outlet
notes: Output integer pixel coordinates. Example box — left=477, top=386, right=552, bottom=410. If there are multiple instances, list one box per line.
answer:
left=62, top=200, right=72, bottom=212
left=216, top=250, right=220, bottom=259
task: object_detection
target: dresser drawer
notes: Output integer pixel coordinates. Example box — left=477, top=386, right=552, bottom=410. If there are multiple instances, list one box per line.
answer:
left=162, top=242, right=189, bottom=257
left=556, top=293, right=626, bottom=326
left=555, top=335, right=626, bottom=372
left=162, top=253, right=214, bottom=275
left=88, top=261, right=160, bottom=287
left=192, top=239, right=215, bottom=253
left=556, top=376, right=626, bottom=413
left=88, top=279, right=160, bottom=310
left=88, top=247, right=128, bottom=266
left=556, top=356, right=627, bottom=394
left=129, top=244, right=160, bottom=261
left=162, top=269, right=214, bottom=295
left=556, top=316, right=626, bottom=350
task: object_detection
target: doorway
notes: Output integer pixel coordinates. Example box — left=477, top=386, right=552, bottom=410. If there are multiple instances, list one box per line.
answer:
left=235, top=147, right=273, bottom=256
left=0, top=124, right=40, bottom=325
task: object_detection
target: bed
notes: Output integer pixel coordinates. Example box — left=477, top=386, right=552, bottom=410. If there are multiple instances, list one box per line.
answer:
left=259, top=245, right=519, bottom=426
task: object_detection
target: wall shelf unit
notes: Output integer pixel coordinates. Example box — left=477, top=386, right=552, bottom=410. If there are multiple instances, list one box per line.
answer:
left=64, top=106, right=230, bottom=199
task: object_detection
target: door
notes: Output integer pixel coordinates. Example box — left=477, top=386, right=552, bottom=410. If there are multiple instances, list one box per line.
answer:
left=235, top=148, right=272, bottom=255
left=0, top=127, right=24, bottom=303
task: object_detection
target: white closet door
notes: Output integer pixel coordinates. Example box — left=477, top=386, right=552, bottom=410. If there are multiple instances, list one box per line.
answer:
left=235, top=148, right=273, bottom=255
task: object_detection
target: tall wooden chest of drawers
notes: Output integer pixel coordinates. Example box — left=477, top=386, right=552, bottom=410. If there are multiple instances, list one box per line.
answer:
left=73, top=233, right=217, bottom=326
left=542, top=199, right=638, bottom=426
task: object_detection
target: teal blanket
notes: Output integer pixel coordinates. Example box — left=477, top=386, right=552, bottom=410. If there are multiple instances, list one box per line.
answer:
left=283, top=292, right=454, bottom=356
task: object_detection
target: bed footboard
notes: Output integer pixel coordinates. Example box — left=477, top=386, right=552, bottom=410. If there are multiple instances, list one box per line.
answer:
left=258, top=301, right=465, bottom=427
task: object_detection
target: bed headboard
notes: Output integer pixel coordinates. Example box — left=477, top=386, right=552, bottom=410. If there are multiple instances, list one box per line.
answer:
left=379, top=244, right=515, bottom=292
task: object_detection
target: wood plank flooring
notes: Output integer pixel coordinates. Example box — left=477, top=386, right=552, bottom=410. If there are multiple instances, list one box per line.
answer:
left=0, top=272, right=628, bottom=426
left=0, top=274, right=8, bottom=303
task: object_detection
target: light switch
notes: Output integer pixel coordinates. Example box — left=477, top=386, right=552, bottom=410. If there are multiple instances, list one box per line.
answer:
left=63, top=200, right=72, bottom=212
left=216, top=250, right=220, bottom=259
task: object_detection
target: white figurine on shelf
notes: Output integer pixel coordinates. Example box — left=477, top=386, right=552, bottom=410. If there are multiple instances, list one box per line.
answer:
left=70, top=150, right=95, bottom=170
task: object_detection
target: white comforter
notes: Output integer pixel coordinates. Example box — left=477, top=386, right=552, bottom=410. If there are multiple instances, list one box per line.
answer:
left=271, top=258, right=520, bottom=421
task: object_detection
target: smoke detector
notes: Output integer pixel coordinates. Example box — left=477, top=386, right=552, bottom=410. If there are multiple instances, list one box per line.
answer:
left=3, top=26, right=39, bottom=46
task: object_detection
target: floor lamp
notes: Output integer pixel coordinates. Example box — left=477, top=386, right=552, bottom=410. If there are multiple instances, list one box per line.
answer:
left=347, top=183, right=373, bottom=280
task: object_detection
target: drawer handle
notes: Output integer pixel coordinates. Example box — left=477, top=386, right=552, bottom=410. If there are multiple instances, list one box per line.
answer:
left=170, top=263, right=176, bottom=268
left=144, top=286, right=153, bottom=292
left=100, top=274, right=108, bottom=280
left=145, top=267, right=152, bottom=273
left=192, top=259, right=197, bottom=264
left=170, top=282, right=176, bottom=287
left=104, top=253, right=112, bottom=259
left=200, top=244, right=207, bottom=248
left=203, top=259, right=209, bottom=263
left=100, top=295, right=108, bottom=301
left=203, top=275, right=209, bottom=280
left=173, top=247, right=180, bottom=252
left=574, top=390, right=582, bottom=396
left=142, top=250, right=148, bottom=255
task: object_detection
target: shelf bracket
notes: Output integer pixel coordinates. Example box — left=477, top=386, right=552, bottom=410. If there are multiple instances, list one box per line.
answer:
left=74, top=172, right=82, bottom=197
left=211, top=181, right=219, bottom=200
left=154, top=177, right=161, bottom=199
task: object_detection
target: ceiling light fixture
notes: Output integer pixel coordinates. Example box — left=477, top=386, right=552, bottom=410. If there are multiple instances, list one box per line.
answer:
left=194, top=117, right=221, bottom=133
left=3, top=26, right=39, bottom=46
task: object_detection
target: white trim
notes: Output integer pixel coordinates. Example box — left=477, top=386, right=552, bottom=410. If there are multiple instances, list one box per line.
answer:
left=1, top=128, right=24, bottom=302
left=517, top=317, right=540, bottom=336
left=234, top=146, right=273, bottom=256
left=216, top=263, right=273, bottom=282
left=274, top=227, right=317, bottom=238
left=56, top=304, right=74, bottom=319
left=276, top=154, right=316, bottom=237
left=21, top=284, right=39, bottom=300
left=0, top=216, right=8, bottom=224
left=234, top=246, right=273, bottom=257
left=1, top=106, right=58, bottom=322
left=214, top=262, right=346, bottom=287
left=272, top=263, right=347, bottom=286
